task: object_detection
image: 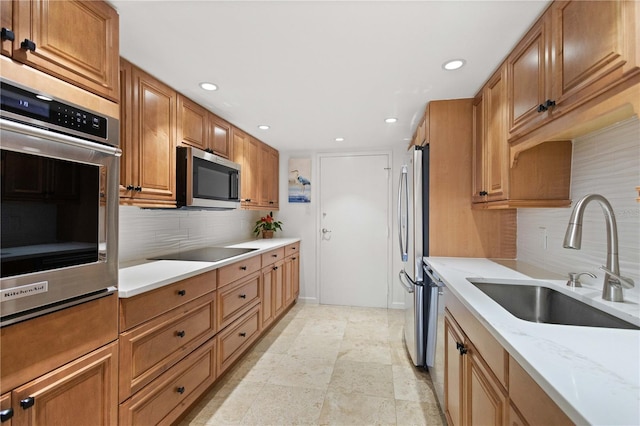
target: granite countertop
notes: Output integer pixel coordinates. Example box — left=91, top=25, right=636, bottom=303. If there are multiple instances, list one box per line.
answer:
left=118, top=238, right=300, bottom=298
left=424, top=257, right=640, bottom=425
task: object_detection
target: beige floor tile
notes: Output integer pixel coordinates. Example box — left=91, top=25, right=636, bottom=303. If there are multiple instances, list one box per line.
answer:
left=268, top=353, right=336, bottom=390
left=252, top=331, right=298, bottom=354
left=225, top=351, right=284, bottom=384
left=343, top=322, right=390, bottom=342
left=392, top=364, right=436, bottom=402
left=329, top=359, right=394, bottom=398
left=299, top=304, right=353, bottom=321
left=349, top=307, right=389, bottom=325
left=395, top=400, right=445, bottom=426
left=288, top=333, right=343, bottom=360
left=387, top=308, right=405, bottom=325
left=319, top=390, right=397, bottom=426
left=300, top=318, right=347, bottom=338
left=390, top=345, right=415, bottom=366
left=268, top=316, right=307, bottom=336
left=337, top=338, right=393, bottom=365
left=241, top=384, right=326, bottom=425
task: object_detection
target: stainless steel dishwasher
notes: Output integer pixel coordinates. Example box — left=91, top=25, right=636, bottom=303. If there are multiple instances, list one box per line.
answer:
left=424, top=262, right=445, bottom=408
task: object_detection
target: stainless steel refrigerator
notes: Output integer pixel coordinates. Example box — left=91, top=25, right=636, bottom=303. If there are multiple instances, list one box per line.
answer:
left=397, top=145, right=444, bottom=371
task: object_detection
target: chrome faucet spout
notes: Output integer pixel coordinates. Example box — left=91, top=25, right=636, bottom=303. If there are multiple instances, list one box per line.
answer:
left=563, top=194, right=632, bottom=302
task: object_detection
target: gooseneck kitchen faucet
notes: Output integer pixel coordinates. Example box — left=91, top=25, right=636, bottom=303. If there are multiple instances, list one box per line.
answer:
left=563, top=194, right=635, bottom=302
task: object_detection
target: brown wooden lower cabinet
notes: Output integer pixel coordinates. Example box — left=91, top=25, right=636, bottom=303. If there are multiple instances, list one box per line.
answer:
left=11, top=342, right=118, bottom=426
left=445, top=295, right=574, bottom=426
left=216, top=304, right=261, bottom=377
left=119, top=338, right=217, bottom=426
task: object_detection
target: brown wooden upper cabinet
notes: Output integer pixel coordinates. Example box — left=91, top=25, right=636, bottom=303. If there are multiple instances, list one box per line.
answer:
left=177, top=95, right=232, bottom=159
left=474, top=64, right=572, bottom=209
left=507, top=0, right=639, bottom=142
left=119, top=59, right=177, bottom=207
left=5, top=0, right=119, bottom=102
left=258, top=143, right=279, bottom=209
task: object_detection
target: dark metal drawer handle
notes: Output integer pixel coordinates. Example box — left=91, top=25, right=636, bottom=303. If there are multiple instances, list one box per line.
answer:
left=273, top=266, right=278, bottom=270
left=240, top=266, right=247, bottom=271
left=176, top=330, right=185, bottom=338
left=0, top=408, right=13, bottom=422
left=20, top=397, right=35, bottom=410
left=177, top=289, right=186, bottom=296
left=177, top=386, right=185, bottom=394
left=272, top=254, right=278, bottom=257
left=239, top=294, right=247, bottom=299
left=239, top=332, right=247, bottom=337
left=1, top=28, right=15, bottom=42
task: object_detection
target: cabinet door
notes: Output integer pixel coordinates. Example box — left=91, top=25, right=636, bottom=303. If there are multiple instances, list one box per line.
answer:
left=465, top=344, right=508, bottom=426
left=291, top=254, right=300, bottom=299
left=232, top=129, right=259, bottom=208
left=12, top=342, right=118, bottom=426
left=119, top=59, right=134, bottom=196
left=260, top=267, right=274, bottom=329
left=272, top=260, right=285, bottom=317
left=209, top=115, right=231, bottom=159
left=507, top=14, right=552, bottom=139
left=484, top=66, right=509, bottom=202
left=444, top=315, right=464, bottom=426
left=12, top=0, right=119, bottom=102
left=177, top=95, right=207, bottom=151
left=551, top=0, right=639, bottom=112
left=283, top=256, right=293, bottom=306
left=130, top=65, right=177, bottom=203
left=1, top=1, right=12, bottom=57
left=471, top=94, right=485, bottom=203
left=258, top=143, right=279, bottom=208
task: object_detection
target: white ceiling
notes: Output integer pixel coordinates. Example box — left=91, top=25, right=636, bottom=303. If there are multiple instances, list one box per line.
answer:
left=109, top=0, right=550, bottom=152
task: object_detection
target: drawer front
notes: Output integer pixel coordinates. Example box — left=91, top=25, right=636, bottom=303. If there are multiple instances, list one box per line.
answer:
left=285, top=242, right=300, bottom=257
left=261, top=248, right=285, bottom=267
left=119, top=292, right=216, bottom=402
left=120, top=270, right=217, bottom=331
left=217, top=256, right=262, bottom=288
left=119, top=338, right=217, bottom=426
left=217, top=305, right=261, bottom=375
left=218, top=273, right=261, bottom=330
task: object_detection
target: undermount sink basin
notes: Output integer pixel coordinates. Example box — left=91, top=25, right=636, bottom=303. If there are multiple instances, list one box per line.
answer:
left=469, top=280, right=639, bottom=330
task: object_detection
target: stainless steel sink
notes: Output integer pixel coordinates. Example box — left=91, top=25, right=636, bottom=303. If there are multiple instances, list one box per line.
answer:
left=469, top=280, right=639, bottom=330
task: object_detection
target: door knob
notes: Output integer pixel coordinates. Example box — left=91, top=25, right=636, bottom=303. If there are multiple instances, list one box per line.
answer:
left=322, top=228, right=331, bottom=234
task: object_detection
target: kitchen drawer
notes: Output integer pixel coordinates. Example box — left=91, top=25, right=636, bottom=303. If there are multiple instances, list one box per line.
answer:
left=120, top=270, right=216, bottom=331
left=261, top=247, right=285, bottom=267
left=119, top=292, right=216, bottom=402
left=217, top=304, right=261, bottom=376
left=217, top=272, right=260, bottom=330
left=217, top=255, right=262, bottom=288
left=119, top=337, right=216, bottom=426
left=284, top=242, right=300, bottom=257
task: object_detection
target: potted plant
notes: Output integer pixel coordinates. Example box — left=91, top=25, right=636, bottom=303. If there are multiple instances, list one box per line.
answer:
left=253, top=211, right=283, bottom=239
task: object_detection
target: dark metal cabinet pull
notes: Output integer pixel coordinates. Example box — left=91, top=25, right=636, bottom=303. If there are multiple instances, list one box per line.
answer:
left=20, top=397, right=35, bottom=409
left=240, top=266, right=247, bottom=271
left=273, top=266, right=278, bottom=270
left=272, top=254, right=278, bottom=257
left=177, top=289, right=186, bottom=296
left=0, top=408, right=13, bottom=422
left=239, top=294, right=247, bottom=299
left=176, top=330, right=185, bottom=338
left=20, top=39, right=36, bottom=51
left=239, top=332, right=247, bottom=337
left=177, top=386, right=185, bottom=394
left=1, top=28, right=15, bottom=42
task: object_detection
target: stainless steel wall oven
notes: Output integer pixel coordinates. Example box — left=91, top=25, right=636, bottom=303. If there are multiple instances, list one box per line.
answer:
left=0, top=79, right=120, bottom=326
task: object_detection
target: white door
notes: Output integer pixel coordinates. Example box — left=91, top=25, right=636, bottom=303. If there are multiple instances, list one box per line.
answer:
left=319, top=153, right=391, bottom=308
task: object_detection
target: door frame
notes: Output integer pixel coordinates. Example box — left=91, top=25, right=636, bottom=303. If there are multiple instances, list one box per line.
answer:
left=316, top=150, right=393, bottom=308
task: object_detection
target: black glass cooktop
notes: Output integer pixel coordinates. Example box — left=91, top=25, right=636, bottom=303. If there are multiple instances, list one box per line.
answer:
left=149, top=247, right=257, bottom=262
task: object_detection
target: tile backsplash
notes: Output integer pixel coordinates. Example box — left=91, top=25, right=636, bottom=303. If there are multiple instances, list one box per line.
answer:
left=118, top=207, right=261, bottom=263
left=517, top=117, right=640, bottom=295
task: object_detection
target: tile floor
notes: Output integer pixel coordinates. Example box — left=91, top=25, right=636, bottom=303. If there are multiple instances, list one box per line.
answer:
left=179, top=303, right=446, bottom=425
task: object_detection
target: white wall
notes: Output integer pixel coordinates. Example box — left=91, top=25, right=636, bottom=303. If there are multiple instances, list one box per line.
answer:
left=517, top=117, right=640, bottom=296
left=119, top=207, right=261, bottom=263
left=277, top=144, right=409, bottom=307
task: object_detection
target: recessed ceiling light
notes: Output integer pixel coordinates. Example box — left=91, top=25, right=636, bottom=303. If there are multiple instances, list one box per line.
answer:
left=258, top=125, right=270, bottom=130
left=199, top=82, right=218, bottom=91
left=335, top=137, right=345, bottom=142
left=385, top=118, right=398, bottom=124
left=442, top=59, right=466, bottom=71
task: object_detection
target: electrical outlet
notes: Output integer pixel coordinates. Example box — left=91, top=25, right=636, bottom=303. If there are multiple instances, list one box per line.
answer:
left=538, top=227, right=548, bottom=250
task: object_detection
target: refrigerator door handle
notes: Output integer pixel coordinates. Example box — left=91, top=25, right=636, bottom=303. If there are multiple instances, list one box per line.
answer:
left=397, top=165, right=409, bottom=262
left=424, top=266, right=444, bottom=287
left=398, top=270, right=415, bottom=293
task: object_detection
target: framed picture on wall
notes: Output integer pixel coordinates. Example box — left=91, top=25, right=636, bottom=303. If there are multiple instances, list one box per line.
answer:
left=288, top=158, right=311, bottom=203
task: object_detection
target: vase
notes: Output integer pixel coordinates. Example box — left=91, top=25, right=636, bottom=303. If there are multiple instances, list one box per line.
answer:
left=262, top=230, right=274, bottom=239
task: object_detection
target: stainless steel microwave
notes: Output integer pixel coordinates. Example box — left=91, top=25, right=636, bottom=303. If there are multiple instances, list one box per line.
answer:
left=176, top=146, right=241, bottom=209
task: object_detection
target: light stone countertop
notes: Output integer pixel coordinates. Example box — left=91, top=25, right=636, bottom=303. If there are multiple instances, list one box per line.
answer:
left=424, top=257, right=640, bottom=426
left=118, top=238, right=300, bottom=298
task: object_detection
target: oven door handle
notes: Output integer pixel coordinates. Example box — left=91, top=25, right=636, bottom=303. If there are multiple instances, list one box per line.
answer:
left=424, top=265, right=444, bottom=287
left=0, top=118, right=122, bottom=157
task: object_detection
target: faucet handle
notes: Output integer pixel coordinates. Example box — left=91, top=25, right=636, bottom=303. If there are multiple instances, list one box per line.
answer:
left=599, top=266, right=635, bottom=289
left=567, top=271, right=597, bottom=287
